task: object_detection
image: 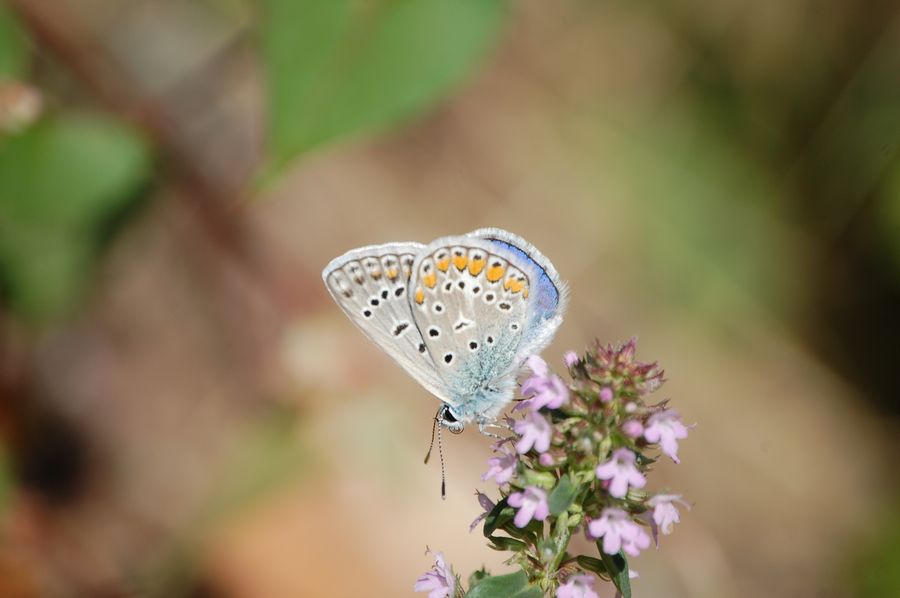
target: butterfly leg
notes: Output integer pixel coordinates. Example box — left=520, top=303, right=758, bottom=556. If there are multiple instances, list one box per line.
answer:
left=477, top=421, right=511, bottom=440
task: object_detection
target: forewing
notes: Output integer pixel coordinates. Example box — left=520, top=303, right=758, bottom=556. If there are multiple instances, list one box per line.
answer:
left=322, top=242, right=449, bottom=401
left=409, top=238, right=533, bottom=399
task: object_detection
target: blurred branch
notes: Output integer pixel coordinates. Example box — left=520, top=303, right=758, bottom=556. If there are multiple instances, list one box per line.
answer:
left=5, top=0, right=295, bottom=307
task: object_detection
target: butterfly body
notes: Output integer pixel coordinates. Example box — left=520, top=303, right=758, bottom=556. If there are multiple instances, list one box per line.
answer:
left=322, top=228, right=566, bottom=431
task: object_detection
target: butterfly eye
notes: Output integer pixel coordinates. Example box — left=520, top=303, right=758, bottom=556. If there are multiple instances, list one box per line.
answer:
left=440, top=407, right=465, bottom=433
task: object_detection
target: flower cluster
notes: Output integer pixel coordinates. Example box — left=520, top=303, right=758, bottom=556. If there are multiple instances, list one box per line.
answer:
left=416, top=338, right=692, bottom=597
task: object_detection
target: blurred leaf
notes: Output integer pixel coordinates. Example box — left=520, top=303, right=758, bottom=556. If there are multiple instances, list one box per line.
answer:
left=604, top=110, right=799, bottom=318
left=0, top=447, right=12, bottom=511
left=0, top=5, right=28, bottom=78
left=849, top=507, right=900, bottom=597
left=0, top=114, right=151, bottom=320
left=598, top=547, right=631, bottom=598
left=260, top=0, right=507, bottom=171
left=880, top=164, right=900, bottom=277
left=465, top=570, right=541, bottom=598
left=548, top=475, right=577, bottom=516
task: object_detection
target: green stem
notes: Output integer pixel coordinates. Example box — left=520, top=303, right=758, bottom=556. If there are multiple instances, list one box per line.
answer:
left=548, top=512, right=573, bottom=576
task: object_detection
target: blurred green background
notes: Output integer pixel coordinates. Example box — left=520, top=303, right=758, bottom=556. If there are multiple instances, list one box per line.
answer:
left=1, top=0, right=898, bottom=596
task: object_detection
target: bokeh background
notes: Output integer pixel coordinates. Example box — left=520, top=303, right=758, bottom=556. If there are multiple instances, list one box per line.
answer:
left=1, top=0, right=899, bottom=596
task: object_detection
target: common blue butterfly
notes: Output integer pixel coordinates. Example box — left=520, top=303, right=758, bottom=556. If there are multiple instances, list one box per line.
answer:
left=322, top=228, right=567, bottom=435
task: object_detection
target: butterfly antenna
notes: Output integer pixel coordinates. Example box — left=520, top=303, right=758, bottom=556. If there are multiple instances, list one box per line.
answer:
left=438, top=423, right=447, bottom=499
left=424, top=412, right=438, bottom=465
left=423, top=411, right=447, bottom=500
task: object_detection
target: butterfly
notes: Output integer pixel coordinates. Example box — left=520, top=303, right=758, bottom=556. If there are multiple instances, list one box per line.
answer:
left=322, top=228, right=567, bottom=435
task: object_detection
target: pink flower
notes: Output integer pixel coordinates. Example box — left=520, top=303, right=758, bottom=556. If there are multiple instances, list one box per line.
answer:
left=507, top=486, right=549, bottom=527
left=621, top=420, right=644, bottom=438
left=514, top=411, right=552, bottom=454
left=563, top=351, right=579, bottom=368
left=520, top=355, right=569, bottom=411
left=556, top=573, right=599, bottom=598
left=643, top=409, right=690, bottom=463
left=648, top=494, right=689, bottom=536
left=469, top=491, right=496, bottom=532
left=599, top=387, right=613, bottom=403
left=595, top=448, right=646, bottom=498
left=588, top=508, right=651, bottom=557
left=482, top=446, right=517, bottom=485
left=414, top=550, right=455, bottom=598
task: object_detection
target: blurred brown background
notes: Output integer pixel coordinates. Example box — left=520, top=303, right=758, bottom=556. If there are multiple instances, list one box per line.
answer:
left=1, top=0, right=899, bottom=596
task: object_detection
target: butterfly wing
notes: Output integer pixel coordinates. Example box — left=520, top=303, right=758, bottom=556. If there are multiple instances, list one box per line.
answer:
left=467, top=228, right=568, bottom=362
left=408, top=236, right=542, bottom=402
left=321, top=242, right=450, bottom=402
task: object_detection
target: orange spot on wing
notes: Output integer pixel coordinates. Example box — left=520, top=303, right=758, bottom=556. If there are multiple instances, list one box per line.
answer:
left=437, top=259, right=450, bottom=272
left=423, top=272, right=437, bottom=288
left=386, top=268, right=398, bottom=280
left=453, top=254, right=468, bottom=270
left=504, top=278, right=525, bottom=293
left=415, top=288, right=425, bottom=304
left=468, top=258, right=485, bottom=276
left=486, top=264, right=505, bottom=282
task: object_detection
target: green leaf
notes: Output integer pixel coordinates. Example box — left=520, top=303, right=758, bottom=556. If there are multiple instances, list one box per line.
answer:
left=260, top=0, right=507, bottom=170
left=0, top=5, right=28, bottom=78
left=487, top=536, right=527, bottom=552
left=483, top=496, right=513, bottom=537
left=575, top=555, right=608, bottom=575
left=465, top=570, right=541, bottom=598
left=0, top=114, right=151, bottom=320
left=598, top=547, right=631, bottom=598
left=520, top=468, right=557, bottom=489
left=468, top=568, right=489, bottom=589
left=548, top=475, right=578, bottom=516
